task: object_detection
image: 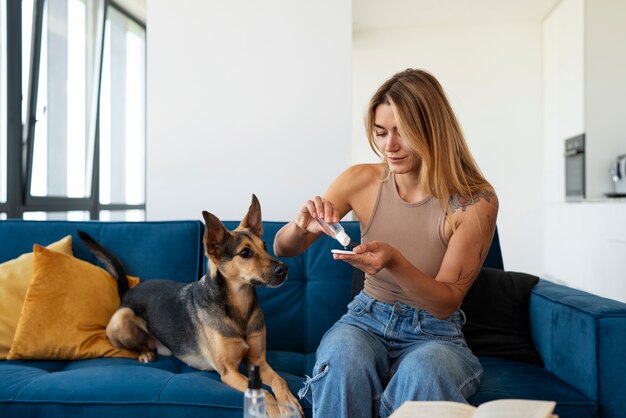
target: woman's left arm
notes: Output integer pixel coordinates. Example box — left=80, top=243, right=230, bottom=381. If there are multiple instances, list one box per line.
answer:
left=338, top=189, right=498, bottom=319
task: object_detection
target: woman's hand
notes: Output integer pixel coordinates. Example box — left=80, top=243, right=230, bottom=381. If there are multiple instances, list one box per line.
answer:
left=275, top=196, right=344, bottom=258
left=295, top=196, right=341, bottom=235
left=333, top=241, right=399, bottom=276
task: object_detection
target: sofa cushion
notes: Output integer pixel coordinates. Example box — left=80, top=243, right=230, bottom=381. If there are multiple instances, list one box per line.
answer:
left=0, top=356, right=311, bottom=418
left=0, top=235, right=73, bottom=359
left=470, top=357, right=597, bottom=418
left=461, top=268, right=542, bottom=365
left=7, top=246, right=139, bottom=360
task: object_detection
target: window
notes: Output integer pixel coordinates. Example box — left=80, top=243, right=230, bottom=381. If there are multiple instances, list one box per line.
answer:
left=1, top=0, right=146, bottom=220
left=22, top=0, right=33, bottom=137
left=99, top=5, right=145, bottom=207
left=24, top=211, right=90, bottom=221
left=29, top=0, right=101, bottom=198
left=100, top=209, right=144, bottom=221
left=0, top=0, right=7, bottom=205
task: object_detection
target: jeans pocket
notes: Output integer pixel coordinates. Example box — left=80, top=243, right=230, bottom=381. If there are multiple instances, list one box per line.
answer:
left=416, top=311, right=463, bottom=341
left=347, top=299, right=367, bottom=316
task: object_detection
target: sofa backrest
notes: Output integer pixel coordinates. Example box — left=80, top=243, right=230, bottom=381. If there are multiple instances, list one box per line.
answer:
left=0, top=220, right=204, bottom=283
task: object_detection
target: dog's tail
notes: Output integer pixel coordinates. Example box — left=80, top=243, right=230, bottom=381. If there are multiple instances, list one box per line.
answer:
left=77, top=230, right=129, bottom=299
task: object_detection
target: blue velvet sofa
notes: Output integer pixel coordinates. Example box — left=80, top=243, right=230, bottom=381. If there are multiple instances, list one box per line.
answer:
left=1, top=219, right=625, bottom=418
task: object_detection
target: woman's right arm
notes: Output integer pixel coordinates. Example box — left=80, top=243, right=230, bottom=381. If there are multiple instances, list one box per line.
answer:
left=273, top=164, right=378, bottom=257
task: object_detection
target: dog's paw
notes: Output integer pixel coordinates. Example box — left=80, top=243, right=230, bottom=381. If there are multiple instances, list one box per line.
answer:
left=277, top=392, right=304, bottom=417
left=263, top=390, right=276, bottom=402
left=138, top=350, right=157, bottom=363
left=264, top=393, right=303, bottom=418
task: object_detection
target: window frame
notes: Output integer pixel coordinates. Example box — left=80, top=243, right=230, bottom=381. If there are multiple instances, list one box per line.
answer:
left=1, top=0, right=146, bottom=219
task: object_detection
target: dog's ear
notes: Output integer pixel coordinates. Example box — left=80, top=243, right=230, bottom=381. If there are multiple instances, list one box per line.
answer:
left=239, top=194, right=263, bottom=238
left=202, top=210, right=228, bottom=257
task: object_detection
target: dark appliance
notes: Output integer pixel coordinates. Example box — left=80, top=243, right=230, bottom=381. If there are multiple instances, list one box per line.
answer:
left=564, top=134, right=585, bottom=201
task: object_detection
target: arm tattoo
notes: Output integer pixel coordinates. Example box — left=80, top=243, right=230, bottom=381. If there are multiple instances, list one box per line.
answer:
left=450, top=189, right=495, bottom=213
left=448, top=189, right=497, bottom=286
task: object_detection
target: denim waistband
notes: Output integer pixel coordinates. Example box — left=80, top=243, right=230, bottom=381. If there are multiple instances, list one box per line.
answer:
left=354, top=290, right=465, bottom=323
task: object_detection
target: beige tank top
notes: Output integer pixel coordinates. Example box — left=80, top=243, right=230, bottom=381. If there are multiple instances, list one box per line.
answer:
left=361, top=172, right=448, bottom=307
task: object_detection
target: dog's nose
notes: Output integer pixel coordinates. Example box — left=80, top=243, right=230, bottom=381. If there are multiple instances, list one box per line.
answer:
left=273, top=263, right=287, bottom=279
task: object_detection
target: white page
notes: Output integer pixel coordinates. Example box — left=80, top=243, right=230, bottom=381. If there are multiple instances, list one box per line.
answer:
left=474, top=399, right=556, bottom=418
left=389, top=401, right=476, bottom=418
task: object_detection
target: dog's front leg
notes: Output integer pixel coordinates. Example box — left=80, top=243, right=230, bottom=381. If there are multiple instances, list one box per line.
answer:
left=210, top=335, right=251, bottom=393
left=247, top=331, right=304, bottom=418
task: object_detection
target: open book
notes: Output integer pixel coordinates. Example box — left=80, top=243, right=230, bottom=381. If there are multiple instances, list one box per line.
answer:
left=389, top=399, right=557, bottom=418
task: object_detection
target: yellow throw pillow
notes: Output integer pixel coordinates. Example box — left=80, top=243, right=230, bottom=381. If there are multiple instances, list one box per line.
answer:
left=0, top=235, right=73, bottom=359
left=7, top=245, right=141, bottom=360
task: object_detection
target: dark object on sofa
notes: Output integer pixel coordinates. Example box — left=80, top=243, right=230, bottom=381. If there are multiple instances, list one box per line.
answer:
left=461, top=267, right=542, bottom=365
left=1, top=220, right=625, bottom=418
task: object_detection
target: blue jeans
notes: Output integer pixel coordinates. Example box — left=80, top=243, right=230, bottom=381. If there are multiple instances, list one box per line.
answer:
left=298, top=291, right=482, bottom=418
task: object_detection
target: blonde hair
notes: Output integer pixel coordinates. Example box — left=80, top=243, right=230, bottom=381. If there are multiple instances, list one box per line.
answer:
left=365, top=69, right=490, bottom=219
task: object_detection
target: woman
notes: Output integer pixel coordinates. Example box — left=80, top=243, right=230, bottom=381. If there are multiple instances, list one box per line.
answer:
left=273, top=68, right=498, bottom=418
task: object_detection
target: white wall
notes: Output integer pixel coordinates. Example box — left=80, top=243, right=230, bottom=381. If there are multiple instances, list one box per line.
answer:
left=146, top=0, right=352, bottom=221
left=542, top=0, right=584, bottom=205
left=543, top=0, right=626, bottom=302
left=352, top=23, right=544, bottom=276
left=585, top=0, right=626, bottom=199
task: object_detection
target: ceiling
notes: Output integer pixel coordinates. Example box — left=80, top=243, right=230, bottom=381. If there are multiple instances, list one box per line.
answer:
left=353, top=0, right=562, bottom=32
left=109, top=1, right=562, bottom=32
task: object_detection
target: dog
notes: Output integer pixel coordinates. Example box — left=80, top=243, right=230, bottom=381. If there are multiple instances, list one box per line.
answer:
left=78, top=194, right=303, bottom=416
